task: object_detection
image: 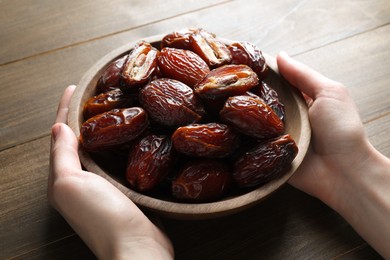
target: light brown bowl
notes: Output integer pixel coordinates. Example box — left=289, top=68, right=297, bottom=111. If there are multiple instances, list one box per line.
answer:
left=68, top=34, right=311, bottom=220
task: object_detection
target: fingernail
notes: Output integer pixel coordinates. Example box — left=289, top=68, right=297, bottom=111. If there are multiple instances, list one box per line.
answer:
left=68, top=85, right=77, bottom=92
left=279, top=51, right=290, bottom=59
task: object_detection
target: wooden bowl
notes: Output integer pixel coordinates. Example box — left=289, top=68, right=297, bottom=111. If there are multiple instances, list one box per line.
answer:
left=68, top=35, right=311, bottom=220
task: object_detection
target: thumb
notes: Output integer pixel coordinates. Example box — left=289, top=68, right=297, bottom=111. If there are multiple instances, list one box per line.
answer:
left=276, top=52, right=335, bottom=100
left=50, top=122, right=82, bottom=179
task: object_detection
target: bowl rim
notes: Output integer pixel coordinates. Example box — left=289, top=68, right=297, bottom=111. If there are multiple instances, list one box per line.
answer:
left=68, top=34, right=311, bottom=219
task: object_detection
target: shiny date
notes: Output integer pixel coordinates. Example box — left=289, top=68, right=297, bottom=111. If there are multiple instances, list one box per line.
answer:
left=189, top=29, right=232, bottom=68
left=251, top=81, right=285, bottom=121
left=194, top=64, right=259, bottom=100
left=121, top=42, right=159, bottom=90
left=220, top=95, right=284, bottom=139
left=228, top=41, right=268, bottom=80
left=233, top=134, right=298, bottom=188
left=96, top=55, right=128, bottom=93
left=80, top=107, right=149, bottom=151
left=139, top=78, right=205, bottom=127
left=172, top=159, right=232, bottom=202
left=126, top=134, right=176, bottom=191
left=161, top=28, right=196, bottom=50
left=83, top=89, right=135, bottom=119
left=171, top=123, right=240, bottom=158
left=158, top=47, right=210, bottom=87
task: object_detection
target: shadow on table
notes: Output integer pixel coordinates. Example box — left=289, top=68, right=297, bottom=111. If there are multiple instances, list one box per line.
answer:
left=161, top=185, right=381, bottom=260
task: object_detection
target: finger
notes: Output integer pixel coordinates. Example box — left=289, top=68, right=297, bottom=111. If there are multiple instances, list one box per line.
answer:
left=276, top=52, right=335, bottom=100
left=56, top=85, right=76, bottom=124
left=302, top=92, right=314, bottom=108
left=50, top=123, right=82, bottom=179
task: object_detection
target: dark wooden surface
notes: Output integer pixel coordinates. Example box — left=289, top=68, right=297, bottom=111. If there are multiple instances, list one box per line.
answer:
left=1, top=0, right=389, bottom=259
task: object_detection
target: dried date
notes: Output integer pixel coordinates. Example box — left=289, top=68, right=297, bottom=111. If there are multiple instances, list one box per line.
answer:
left=251, top=81, right=285, bottom=121
left=126, top=134, right=176, bottom=191
left=220, top=95, right=284, bottom=139
left=83, top=89, right=135, bottom=119
left=121, top=42, right=159, bottom=90
left=172, top=159, right=232, bottom=202
left=189, top=29, right=232, bottom=68
left=161, top=28, right=196, bottom=50
left=233, top=134, right=298, bottom=188
left=96, top=55, right=128, bottom=93
left=158, top=47, right=210, bottom=87
left=80, top=107, right=149, bottom=151
left=194, top=64, right=259, bottom=100
left=139, top=78, right=205, bottom=128
left=228, top=41, right=268, bottom=80
left=171, top=123, right=240, bottom=158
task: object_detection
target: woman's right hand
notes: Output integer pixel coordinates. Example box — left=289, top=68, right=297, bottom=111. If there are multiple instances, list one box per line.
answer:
left=277, top=52, right=390, bottom=259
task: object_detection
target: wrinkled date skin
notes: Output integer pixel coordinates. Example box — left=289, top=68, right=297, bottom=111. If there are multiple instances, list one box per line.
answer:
left=121, top=42, right=159, bottom=90
left=158, top=47, right=210, bottom=87
left=139, top=78, right=205, bottom=128
left=96, top=55, right=128, bottom=93
left=220, top=95, right=284, bottom=139
left=161, top=28, right=196, bottom=50
left=126, top=134, right=176, bottom=191
left=80, top=107, right=149, bottom=151
left=233, top=134, right=298, bottom=188
left=172, top=159, right=232, bottom=202
left=251, top=81, right=285, bottom=121
left=172, top=123, right=240, bottom=158
left=83, top=89, right=135, bottom=119
left=228, top=41, right=268, bottom=80
left=189, top=29, right=232, bottom=68
left=194, top=64, right=259, bottom=100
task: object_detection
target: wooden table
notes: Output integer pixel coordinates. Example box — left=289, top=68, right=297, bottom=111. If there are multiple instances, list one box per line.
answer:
left=1, top=0, right=389, bottom=259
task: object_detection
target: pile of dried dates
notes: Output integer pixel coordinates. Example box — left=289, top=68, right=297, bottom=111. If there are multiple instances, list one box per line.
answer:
left=80, top=28, right=298, bottom=202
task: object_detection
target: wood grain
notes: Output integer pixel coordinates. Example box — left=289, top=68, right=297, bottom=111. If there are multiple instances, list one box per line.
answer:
left=11, top=234, right=95, bottom=260
left=1, top=0, right=390, bottom=258
left=292, top=24, right=390, bottom=125
left=0, top=136, right=381, bottom=259
left=366, top=114, right=390, bottom=156
left=8, top=0, right=389, bottom=66
left=0, top=0, right=229, bottom=64
left=161, top=186, right=381, bottom=260
left=1, top=0, right=389, bottom=151
left=0, top=137, right=75, bottom=259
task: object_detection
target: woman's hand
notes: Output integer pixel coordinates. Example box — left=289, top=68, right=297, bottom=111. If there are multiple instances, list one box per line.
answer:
left=277, top=52, right=390, bottom=259
left=277, top=51, right=368, bottom=205
left=48, top=85, right=174, bottom=260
